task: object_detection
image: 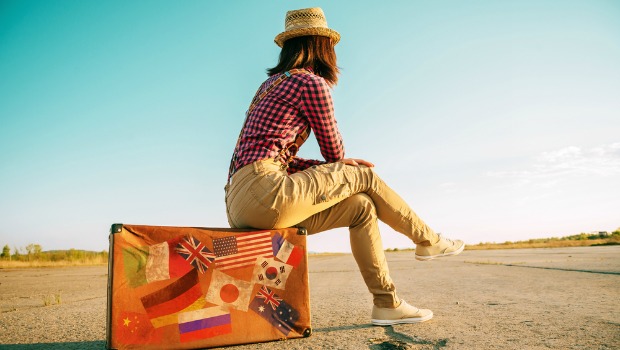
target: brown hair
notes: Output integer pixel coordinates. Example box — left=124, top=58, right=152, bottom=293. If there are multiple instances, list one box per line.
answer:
left=267, top=36, right=339, bottom=86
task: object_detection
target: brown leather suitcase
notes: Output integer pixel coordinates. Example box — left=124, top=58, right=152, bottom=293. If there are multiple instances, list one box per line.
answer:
left=106, top=224, right=311, bottom=349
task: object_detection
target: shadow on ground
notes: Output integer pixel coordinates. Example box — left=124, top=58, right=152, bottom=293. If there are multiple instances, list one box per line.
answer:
left=0, top=341, right=106, bottom=349
left=315, top=324, right=448, bottom=349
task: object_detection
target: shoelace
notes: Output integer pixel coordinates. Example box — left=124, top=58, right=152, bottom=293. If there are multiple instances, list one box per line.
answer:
left=437, top=233, right=456, bottom=245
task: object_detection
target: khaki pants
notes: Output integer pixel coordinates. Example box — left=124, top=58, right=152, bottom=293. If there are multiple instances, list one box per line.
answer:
left=225, top=158, right=440, bottom=308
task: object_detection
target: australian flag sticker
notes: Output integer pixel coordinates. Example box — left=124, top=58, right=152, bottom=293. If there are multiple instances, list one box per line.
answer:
left=249, top=286, right=300, bottom=336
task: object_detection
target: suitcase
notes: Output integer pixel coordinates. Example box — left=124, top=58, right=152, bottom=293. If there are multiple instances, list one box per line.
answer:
left=106, top=223, right=311, bottom=350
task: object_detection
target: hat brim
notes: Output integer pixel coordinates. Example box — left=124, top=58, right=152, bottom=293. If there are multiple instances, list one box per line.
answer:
left=274, top=27, right=340, bottom=47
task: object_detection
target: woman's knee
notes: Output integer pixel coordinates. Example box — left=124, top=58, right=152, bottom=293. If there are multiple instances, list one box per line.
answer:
left=346, top=193, right=377, bottom=227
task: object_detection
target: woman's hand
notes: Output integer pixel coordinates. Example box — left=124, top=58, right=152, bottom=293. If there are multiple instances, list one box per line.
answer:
left=339, top=158, right=375, bottom=167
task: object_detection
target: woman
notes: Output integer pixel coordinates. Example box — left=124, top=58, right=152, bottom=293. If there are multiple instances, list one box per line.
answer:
left=225, top=7, right=464, bottom=325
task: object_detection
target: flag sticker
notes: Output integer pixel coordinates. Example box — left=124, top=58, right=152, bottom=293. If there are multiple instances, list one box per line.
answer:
left=178, top=306, right=232, bottom=342
left=116, top=311, right=162, bottom=345
left=122, top=246, right=149, bottom=287
left=271, top=233, right=285, bottom=256
left=275, top=239, right=304, bottom=268
left=175, top=235, right=215, bottom=273
left=255, top=286, right=282, bottom=310
left=252, top=257, right=292, bottom=290
left=144, top=237, right=195, bottom=284
left=140, top=269, right=202, bottom=320
left=123, top=238, right=195, bottom=287
left=250, top=290, right=300, bottom=336
left=205, top=269, right=253, bottom=312
left=149, top=298, right=207, bottom=329
left=145, top=242, right=170, bottom=283
left=213, top=231, right=273, bottom=270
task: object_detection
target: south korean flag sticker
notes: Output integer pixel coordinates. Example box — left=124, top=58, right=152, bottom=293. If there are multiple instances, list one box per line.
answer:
left=252, top=257, right=292, bottom=290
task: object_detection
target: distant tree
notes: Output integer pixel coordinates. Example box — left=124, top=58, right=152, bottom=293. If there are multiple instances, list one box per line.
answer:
left=25, top=244, right=35, bottom=261
left=1, top=245, right=10, bottom=259
left=33, top=244, right=42, bottom=258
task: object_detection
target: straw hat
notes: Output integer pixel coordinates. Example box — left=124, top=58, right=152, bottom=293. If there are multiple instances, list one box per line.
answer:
left=274, top=7, right=340, bottom=47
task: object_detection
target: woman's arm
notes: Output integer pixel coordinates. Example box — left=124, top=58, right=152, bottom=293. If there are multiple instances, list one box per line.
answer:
left=339, top=158, right=374, bottom=167
left=300, top=76, right=345, bottom=163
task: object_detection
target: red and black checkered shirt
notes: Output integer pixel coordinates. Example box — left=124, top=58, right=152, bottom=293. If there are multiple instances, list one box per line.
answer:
left=230, top=69, right=345, bottom=176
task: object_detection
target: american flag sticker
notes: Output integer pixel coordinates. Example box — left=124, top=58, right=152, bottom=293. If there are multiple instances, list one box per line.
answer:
left=212, top=231, right=273, bottom=271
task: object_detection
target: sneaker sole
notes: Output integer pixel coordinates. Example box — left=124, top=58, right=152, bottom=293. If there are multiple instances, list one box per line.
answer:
left=415, top=243, right=465, bottom=261
left=371, top=313, right=434, bottom=326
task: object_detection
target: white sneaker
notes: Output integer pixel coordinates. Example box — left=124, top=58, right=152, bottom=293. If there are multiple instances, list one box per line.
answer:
left=371, top=300, right=433, bottom=326
left=415, top=234, right=465, bottom=261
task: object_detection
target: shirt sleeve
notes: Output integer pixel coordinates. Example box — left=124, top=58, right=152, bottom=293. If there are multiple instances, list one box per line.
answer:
left=299, top=76, right=345, bottom=164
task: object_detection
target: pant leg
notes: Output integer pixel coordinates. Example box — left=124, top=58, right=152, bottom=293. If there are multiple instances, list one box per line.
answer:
left=226, top=159, right=438, bottom=308
left=297, top=193, right=399, bottom=308
left=276, top=161, right=440, bottom=246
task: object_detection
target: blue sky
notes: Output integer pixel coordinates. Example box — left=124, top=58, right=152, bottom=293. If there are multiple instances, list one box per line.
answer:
left=1, top=1, right=619, bottom=253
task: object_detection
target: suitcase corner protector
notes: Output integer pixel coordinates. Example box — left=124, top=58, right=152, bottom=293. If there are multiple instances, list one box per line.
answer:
left=110, top=223, right=123, bottom=234
left=296, top=227, right=308, bottom=236
left=303, top=328, right=312, bottom=337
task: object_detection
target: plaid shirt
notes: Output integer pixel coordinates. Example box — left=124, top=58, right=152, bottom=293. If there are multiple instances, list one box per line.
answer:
left=230, top=69, right=345, bottom=176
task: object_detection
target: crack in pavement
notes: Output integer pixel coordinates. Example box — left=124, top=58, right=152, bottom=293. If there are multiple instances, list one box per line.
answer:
left=502, top=264, right=620, bottom=276
left=464, top=261, right=620, bottom=275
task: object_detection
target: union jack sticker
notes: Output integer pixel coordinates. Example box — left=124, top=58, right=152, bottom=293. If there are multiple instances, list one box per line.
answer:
left=175, top=235, right=215, bottom=273
left=255, top=286, right=282, bottom=310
